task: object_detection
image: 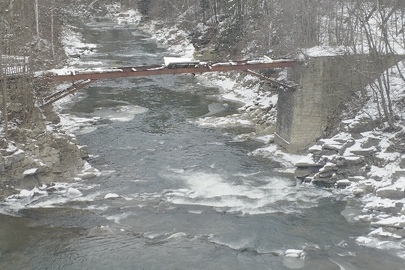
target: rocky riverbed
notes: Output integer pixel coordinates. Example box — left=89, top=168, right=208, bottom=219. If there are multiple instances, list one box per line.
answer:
left=294, top=61, right=405, bottom=253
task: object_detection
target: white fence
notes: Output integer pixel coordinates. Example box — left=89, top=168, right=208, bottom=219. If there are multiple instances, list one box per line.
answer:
left=1, top=55, right=29, bottom=76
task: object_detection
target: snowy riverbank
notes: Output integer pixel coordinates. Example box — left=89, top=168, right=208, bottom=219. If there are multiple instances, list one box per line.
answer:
left=295, top=61, right=405, bottom=258
left=0, top=10, right=102, bottom=212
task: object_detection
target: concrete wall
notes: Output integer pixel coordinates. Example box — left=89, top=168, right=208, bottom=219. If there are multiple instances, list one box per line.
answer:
left=275, top=55, right=402, bottom=152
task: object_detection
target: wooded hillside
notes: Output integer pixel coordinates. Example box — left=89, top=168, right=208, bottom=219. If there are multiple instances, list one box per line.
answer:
left=135, top=0, right=405, bottom=58
left=135, top=0, right=405, bottom=129
left=2, top=0, right=404, bottom=69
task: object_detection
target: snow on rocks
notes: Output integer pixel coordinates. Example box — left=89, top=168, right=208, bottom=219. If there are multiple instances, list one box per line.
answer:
left=1, top=183, right=89, bottom=213
left=376, top=179, right=405, bottom=200
left=294, top=60, right=405, bottom=258
left=104, top=193, right=120, bottom=199
left=295, top=154, right=318, bottom=167
left=294, top=132, right=368, bottom=187
left=0, top=125, right=90, bottom=200
left=66, top=187, right=83, bottom=198
left=75, top=161, right=100, bottom=180
left=295, top=121, right=405, bottom=248
left=23, top=168, right=38, bottom=176
left=61, top=26, right=97, bottom=63
left=2, top=148, right=26, bottom=169
left=282, top=249, right=306, bottom=269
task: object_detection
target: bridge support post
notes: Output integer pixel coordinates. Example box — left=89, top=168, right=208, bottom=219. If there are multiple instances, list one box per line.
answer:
left=274, top=55, right=401, bottom=152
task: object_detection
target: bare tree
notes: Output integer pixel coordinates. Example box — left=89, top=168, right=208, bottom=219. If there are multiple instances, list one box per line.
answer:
left=35, top=0, right=40, bottom=37
left=344, top=0, right=405, bottom=129
left=0, top=56, right=8, bottom=140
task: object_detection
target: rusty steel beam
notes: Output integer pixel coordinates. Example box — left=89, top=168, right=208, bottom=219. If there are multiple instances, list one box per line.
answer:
left=43, top=79, right=96, bottom=106
left=245, top=69, right=297, bottom=90
left=40, top=60, right=301, bottom=82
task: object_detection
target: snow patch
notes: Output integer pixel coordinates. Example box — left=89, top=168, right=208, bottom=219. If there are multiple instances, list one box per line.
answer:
left=23, top=168, right=38, bottom=176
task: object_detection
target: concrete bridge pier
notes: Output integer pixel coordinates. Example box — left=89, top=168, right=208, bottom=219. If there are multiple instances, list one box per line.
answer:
left=274, top=55, right=403, bottom=152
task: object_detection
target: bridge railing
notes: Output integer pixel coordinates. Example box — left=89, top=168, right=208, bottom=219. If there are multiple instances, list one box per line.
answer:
left=1, top=55, right=30, bottom=76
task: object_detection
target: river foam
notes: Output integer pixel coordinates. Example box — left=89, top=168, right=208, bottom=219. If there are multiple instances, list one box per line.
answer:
left=161, top=167, right=334, bottom=215
left=0, top=182, right=99, bottom=215
left=90, top=104, right=149, bottom=122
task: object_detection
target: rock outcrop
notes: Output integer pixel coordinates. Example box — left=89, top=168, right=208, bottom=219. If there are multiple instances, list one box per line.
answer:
left=294, top=116, right=405, bottom=244
left=0, top=80, right=92, bottom=199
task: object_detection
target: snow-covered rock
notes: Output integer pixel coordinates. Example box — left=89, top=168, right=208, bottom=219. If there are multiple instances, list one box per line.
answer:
left=336, top=179, right=352, bottom=188
left=282, top=249, right=306, bottom=269
left=295, top=154, right=317, bottom=167
left=372, top=216, right=405, bottom=229
left=104, top=193, right=120, bottom=199
left=23, top=168, right=38, bottom=176
left=376, top=186, right=405, bottom=199
left=66, top=187, right=82, bottom=198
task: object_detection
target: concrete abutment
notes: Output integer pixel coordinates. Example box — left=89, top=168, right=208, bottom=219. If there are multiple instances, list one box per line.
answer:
left=275, top=54, right=404, bottom=152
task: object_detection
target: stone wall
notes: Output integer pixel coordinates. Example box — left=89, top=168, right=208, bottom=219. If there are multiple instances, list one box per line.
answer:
left=275, top=54, right=403, bottom=152
left=275, top=86, right=295, bottom=145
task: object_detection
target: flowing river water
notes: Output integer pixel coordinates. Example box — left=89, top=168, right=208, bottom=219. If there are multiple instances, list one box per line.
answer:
left=1, top=18, right=405, bottom=270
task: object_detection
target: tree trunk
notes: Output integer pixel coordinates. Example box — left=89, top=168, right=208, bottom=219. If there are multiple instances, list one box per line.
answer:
left=0, top=57, right=8, bottom=141
left=35, top=0, right=39, bottom=37
left=51, top=0, right=55, bottom=59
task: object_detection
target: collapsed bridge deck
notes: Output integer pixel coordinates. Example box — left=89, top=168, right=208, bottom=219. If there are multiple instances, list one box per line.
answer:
left=40, top=59, right=301, bottom=82
left=38, top=58, right=301, bottom=105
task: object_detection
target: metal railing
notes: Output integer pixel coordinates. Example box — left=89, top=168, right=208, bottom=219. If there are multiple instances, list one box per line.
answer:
left=1, top=55, right=30, bottom=76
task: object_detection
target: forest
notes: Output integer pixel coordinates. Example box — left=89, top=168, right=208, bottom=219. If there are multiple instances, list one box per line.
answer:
left=1, top=0, right=405, bottom=130
left=2, top=0, right=405, bottom=65
left=136, top=0, right=405, bottom=131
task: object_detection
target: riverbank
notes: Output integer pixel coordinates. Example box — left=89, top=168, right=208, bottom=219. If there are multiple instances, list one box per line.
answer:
left=0, top=5, right=102, bottom=201
left=0, top=101, right=99, bottom=202
left=294, top=61, right=405, bottom=257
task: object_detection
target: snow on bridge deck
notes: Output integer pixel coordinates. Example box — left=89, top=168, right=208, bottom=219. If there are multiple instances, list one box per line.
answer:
left=39, top=58, right=301, bottom=82
left=38, top=57, right=301, bottom=106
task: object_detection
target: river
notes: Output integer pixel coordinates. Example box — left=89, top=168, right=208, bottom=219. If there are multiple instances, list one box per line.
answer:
left=0, top=17, right=404, bottom=270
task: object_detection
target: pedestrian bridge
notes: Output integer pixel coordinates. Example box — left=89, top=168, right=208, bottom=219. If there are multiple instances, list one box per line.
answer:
left=38, top=57, right=300, bottom=105
left=5, top=54, right=399, bottom=152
